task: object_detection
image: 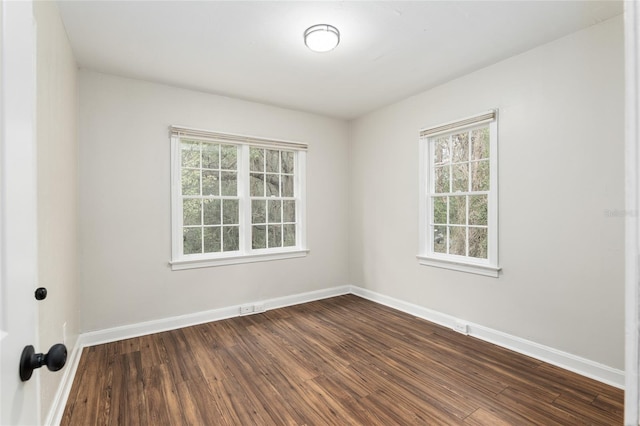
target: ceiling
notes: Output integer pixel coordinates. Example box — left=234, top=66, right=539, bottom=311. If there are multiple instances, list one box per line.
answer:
left=56, top=1, right=623, bottom=120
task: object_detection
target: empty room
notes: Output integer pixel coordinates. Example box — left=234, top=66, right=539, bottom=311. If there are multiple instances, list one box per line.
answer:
left=1, top=0, right=638, bottom=425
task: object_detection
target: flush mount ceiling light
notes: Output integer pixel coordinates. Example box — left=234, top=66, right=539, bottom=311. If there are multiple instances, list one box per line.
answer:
left=304, top=24, right=340, bottom=53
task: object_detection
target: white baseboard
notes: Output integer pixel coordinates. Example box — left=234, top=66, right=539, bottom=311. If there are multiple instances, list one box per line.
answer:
left=349, top=285, right=625, bottom=389
left=45, top=336, right=83, bottom=426
left=49, top=283, right=623, bottom=425
left=78, top=285, right=351, bottom=347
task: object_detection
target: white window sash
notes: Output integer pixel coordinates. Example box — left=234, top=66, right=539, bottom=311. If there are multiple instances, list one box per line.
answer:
left=170, top=127, right=308, bottom=270
left=418, top=111, right=500, bottom=277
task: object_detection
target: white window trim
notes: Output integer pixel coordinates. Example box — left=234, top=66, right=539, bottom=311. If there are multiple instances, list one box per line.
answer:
left=170, top=249, right=310, bottom=271
left=417, top=111, right=500, bottom=277
left=169, top=126, right=308, bottom=271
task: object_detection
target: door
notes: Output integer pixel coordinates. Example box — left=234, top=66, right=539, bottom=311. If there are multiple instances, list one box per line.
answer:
left=0, top=1, right=40, bottom=425
left=625, top=2, right=640, bottom=424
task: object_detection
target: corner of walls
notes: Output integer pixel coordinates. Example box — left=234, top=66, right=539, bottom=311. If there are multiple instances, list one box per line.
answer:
left=346, top=118, right=357, bottom=287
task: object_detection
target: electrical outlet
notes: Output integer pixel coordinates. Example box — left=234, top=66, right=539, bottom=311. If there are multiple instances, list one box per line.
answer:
left=63, top=322, right=67, bottom=345
left=239, top=305, right=253, bottom=315
left=453, top=321, right=468, bottom=335
left=253, top=303, right=265, bottom=313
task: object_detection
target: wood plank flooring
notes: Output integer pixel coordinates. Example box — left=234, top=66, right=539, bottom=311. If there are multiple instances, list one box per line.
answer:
left=61, top=295, right=623, bottom=425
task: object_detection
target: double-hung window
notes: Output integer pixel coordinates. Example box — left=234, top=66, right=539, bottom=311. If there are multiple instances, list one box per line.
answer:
left=417, top=111, right=500, bottom=277
left=170, top=126, right=307, bottom=270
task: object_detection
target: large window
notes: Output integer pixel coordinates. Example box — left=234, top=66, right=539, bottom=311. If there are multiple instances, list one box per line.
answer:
left=170, top=126, right=307, bottom=270
left=417, top=111, right=500, bottom=277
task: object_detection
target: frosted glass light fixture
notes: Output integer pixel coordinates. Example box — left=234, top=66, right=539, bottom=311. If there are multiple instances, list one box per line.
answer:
left=304, top=24, right=340, bottom=53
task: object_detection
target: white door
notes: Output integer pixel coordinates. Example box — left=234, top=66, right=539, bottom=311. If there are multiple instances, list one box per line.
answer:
left=0, top=1, right=41, bottom=425
left=625, top=2, right=640, bottom=424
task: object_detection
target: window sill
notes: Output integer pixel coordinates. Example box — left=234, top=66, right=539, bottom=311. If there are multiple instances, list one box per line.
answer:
left=417, top=255, right=501, bottom=277
left=170, top=249, right=309, bottom=271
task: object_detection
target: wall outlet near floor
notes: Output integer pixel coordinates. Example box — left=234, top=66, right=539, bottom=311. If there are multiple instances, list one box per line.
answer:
left=239, top=305, right=253, bottom=315
left=240, top=303, right=266, bottom=315
left=453, top=321, right=469, bottom=335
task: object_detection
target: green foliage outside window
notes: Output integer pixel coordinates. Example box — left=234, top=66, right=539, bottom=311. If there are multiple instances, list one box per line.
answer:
left=181, top=140, right=240, bottom=255
left=180, top=141, right=298, bottom=255
left=431, top=126, right=490, bottom=259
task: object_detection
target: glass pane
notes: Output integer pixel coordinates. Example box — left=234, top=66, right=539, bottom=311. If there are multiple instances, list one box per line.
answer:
left=433, top=197, right=447, bottom=224
left=203, top=199, right=221, bottom=225
left=221, top=171, right=237, bottom=196
left=433, top=225, right=446, bottom=254
left=283, top=200, right=296, bottom=223
left=250, top=173, right=264, bottom=197
left=181, top=141, right=200, bottom=168
left=252, top=225, right=266, bottom=249
left=433, top=137, right=450, bottom=166
left=469, top=227, right=488, bottom=259
left=250, top=147, right=264, bottom=172
left=471, top=127, right=490, bottom=160
left=434, top=166, right=450, bottom=193
left=266, top=150, right=280, bottom=173
left=222, top=199, right=239, bottom=225
left=469, top=195, right=488, bottom=226
left=268, top=199, right=282, bottom=223
left=451, top=132, right=469, bottom=163
left=281, top=175, right=294, bottom=197
left=222, top=226, right=239, bottom=251
left=471, top=160, right=490, bottom=191
left=220, top=145, right=237, bottom=170
left=181, top=169, right=200, bottom=196
left=268, top=225, right=282, bottom=248
left=183, top=199, right=202, bottom=226
left=452, top=163, right=469, bottom=193
left=281, top=151, right=294, bottom=174
left=266, top=174, right=280, bottom=197
left=252, top=200, right=266, bottom=224
left=283, top=224, right=296, bottom=247
left=448, top=196, right=466, bottom=225
left=183, top=227, right=202, bottom=255
left=202, top=170, right=219, bottom=196
left=203, top=227, right=221, bottom=253
left=449, top=226, right=466, bottom=256
left=202, top=143, right=219, bottom=169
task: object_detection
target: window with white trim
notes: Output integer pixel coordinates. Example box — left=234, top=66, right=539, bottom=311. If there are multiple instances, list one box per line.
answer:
left=417, top=111, right=500, bottom=277
left=170, top=126, right=307, bottom=270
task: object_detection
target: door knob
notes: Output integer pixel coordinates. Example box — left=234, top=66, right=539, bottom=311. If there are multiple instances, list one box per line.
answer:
left=19, top=343, right=67, bottom=381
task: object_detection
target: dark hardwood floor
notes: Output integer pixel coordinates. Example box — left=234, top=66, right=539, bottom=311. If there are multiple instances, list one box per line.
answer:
left=62, top=295, right=623, bottom=425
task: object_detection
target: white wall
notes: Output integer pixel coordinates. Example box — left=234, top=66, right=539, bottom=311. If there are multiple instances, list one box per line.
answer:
left=34, top=0, right=79, bottom=421
left=349, top=16, right=625, bottom=369
left=78, top=71, right=350, bottom=332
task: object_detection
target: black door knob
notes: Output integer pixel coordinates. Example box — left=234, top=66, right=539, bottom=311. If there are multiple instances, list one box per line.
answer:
left=34, top=287, right=47, bottom=300
left=19, top=343, right=67, bottom=381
